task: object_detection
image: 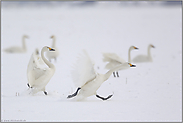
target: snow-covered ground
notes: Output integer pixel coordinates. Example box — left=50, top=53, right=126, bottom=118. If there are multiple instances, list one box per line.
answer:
left=1, top=1, right=182, bottom=122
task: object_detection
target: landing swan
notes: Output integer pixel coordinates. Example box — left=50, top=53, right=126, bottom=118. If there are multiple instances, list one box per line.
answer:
left=3, top=35, right=29, bottom=53
left=46, top=35, right=59, bottom=62
left=132, top=44, right=155, bottom=63
left=27, top=46, right=56, bottom=95
left=103, top=46, right=138, bottom=77
left=67, top=50, right=136, bottom=101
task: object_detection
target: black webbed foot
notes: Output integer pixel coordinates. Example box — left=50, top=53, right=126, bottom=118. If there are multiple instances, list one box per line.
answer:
left=27, top=83, right=32, bottom=88
left=67, top=87, right=81, bottom=99
left=44, top=91, right=48, bottom=95
left=96, top=94, right=113, bottom=101
left=27, top=83, right=30, bottom=88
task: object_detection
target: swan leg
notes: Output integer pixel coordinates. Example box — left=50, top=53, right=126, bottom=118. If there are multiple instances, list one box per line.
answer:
left=116, top=71, right=119, bottom=77
left=67, top=87, right=81, bottom=98
left=96, top=94, right=113, bottom=101
left=113, top=72, right=116, bottom=77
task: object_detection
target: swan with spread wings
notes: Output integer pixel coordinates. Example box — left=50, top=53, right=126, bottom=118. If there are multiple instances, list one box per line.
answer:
left=67, top=50, right=136, bottom=101
left=27, top=46, right=56, bottom=95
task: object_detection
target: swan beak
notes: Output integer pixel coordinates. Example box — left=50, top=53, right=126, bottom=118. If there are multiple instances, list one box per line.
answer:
left=152, top=45, right=155, bottom=48
left=129, top=63, right=136, bottom=67
left=50, top=48, right=55, bottom=51
left=134, top=47, right=139, bottom=49
left=50, top=36, right=54, bottom=38
left=48, top=47, right=55, bottom=51
left=131, top=64, right=136, bottom=67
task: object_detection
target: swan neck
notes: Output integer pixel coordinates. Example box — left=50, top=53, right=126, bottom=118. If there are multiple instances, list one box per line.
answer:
left=22, top=37, right=26, bottom=50
left=128, top=47, right=131, bottom=62
left=41, top=49, right=54, bottom=68
left=52, top=37, right=56, bottom=48
left=104, top=64, right=125, bottom=81
left=148, top=46, right=151, bottom=58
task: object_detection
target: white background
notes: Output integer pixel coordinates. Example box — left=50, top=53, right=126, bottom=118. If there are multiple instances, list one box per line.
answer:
left=1, top=1, right=182, bottom=122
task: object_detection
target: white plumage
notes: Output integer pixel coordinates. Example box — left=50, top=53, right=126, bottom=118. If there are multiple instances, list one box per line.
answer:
left=102, top=46, right=138, bottom=77
left=68, top=50, right=135, bottom=101
left=27, top=46, right=56, bottom=95
left=71, top=50, right=96, bottom=88
left=46, top=35, right=59, bottom=62
left=103, top=53, right=126, bottom=70
left=132, top=44, right=155, bottom=63
left=3, top=35, right=29, bottom=53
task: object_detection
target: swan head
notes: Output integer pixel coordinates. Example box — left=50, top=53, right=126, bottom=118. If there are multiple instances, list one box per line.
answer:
left=35, top=48, right=39, bottom=55
left=128, top=63, right=136, bottom=67
left=130, top=46, right=139, bottom=50
left=47, top=47, right=55, bottom=51
left=50, top=35, right=55, bottom=38
left=133, top=46, right=139, bottom=50
left=23, top=35, right=29, bottom=38
left=150, top=44, right=155, bottom=48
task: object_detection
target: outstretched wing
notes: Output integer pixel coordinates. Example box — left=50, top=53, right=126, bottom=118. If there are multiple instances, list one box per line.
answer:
left=71, top=50, right=97, bottom=88
left=103, top=53, right=126, bottom=69
left=103, top=53, right=126, bottom=63
left=27, top=50, right=47, bottom=85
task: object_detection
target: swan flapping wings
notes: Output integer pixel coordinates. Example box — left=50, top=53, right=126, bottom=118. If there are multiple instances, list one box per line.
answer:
left=27, top=50, right=46, bottom=86
left=71, top=50, right=97, bottom=88
left=103, top=53, right=126, bottom=69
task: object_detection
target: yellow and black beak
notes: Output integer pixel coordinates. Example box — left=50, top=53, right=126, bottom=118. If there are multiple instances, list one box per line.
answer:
left=134, top=47, right=139, bottom=50
left=48, top=47, right=55, bottom=51
left=128, top=63, right=136, bottom=67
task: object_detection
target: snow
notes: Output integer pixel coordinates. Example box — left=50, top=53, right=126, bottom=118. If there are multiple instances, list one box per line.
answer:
left=1, top=1, right=182, bottom=122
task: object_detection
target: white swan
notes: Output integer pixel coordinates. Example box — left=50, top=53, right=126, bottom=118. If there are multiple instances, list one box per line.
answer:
left=46, top=35, right=59, bottom=62
left=27, top=46, right=56, bottom=95
left=67, top=50, right=136, bottom=101
left=3, top=35, right=29, bottom=53
left=132, top=44, right=155, bottom=63
left=103, top=46, right=138, bottom=77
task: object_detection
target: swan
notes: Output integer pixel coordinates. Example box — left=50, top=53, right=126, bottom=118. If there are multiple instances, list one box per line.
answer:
left=3, top=35, right=29, bottom=53
left=103, top=46, right=138, bottom=77
left=27, top=46, right=56, bottom=95
left=132, top=44, right=155, bottom=63
left=46, top=35, right=59, bottom=62
left=67, top=50, right=136, bottom=101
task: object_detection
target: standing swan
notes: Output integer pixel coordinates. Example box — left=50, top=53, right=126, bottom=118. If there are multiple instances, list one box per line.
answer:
left=103, top=46, right=138, bottom=77
left=27, top=46, right=56, bottom=95
left=3, top=35, right=29, bottom=53
left=67, top=50, right=136, bottom=101
left=46, top=35, right=59, bottom=62
left=132, top=44, right=155, bottom=63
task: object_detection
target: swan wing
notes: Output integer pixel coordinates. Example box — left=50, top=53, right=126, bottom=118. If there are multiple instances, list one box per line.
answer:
left=32, top=67, right=47, bottom=80
left=27, top=51, right=43, bottom=73
left=27, top=52, right=47, bottom=84
left=71, top=50, right=97, bottom=87
left=103, top=53, right=126, bottom=64
left=105, top=61, right=122, bottom=69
